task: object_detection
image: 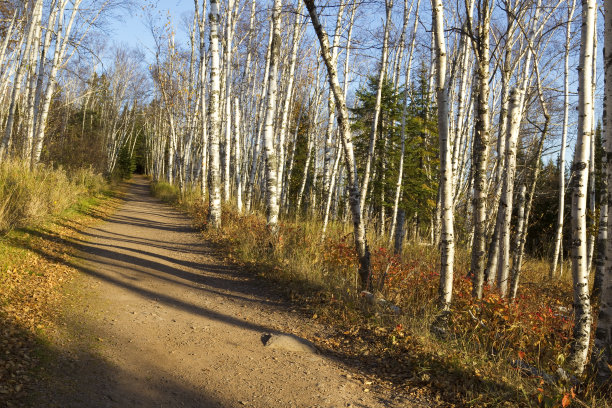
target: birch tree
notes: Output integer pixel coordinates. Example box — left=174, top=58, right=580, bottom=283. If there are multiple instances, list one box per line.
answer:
left=497, top=88, right=522, bottom=297
left=262, top=0, right=282, bottom=232
left=567, top=0, right=596, bottom=374
left=432, top=0, right=454, bottom=313
left=207, top=0, right=223, bottom=228
left=466, top=0, right=492, bottom=299
left=359, top=0, right=393, bottom=221
left=592, top=0, right=612, bottom=383
left=551, top=0, right=577, bottom=277
left=304, top=0, right=372, bottom=290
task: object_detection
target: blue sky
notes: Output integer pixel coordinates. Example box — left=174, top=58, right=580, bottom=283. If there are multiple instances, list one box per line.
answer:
left=109, top=0, right=194, bottom=57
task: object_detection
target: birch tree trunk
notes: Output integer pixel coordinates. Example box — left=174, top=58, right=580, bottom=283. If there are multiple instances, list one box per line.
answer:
left=551, top=0, right=576, bottom=277
left=567, top=0, right=596, bottom=374
left=389, top=0, right=421, bottom=244
left=207, top=0, right=223, bottom=228
left=587, top=15, right=598, bottom=272
left=593, top=149, right=607, bottom=300
left=276, top=5, right=303, bottom=199
left=262, top=0, right=282, bottom=232
left=195, top=0, right=209, bottom=199
left=304, top=0, right=371, bottom=290
left=497, top=88, right=522, bottom=297
left=245, top=19, right=273, bottom=212
left=509, top=185, right=527, bottom=300
left=0, top=0, right=43, bottom=161
left=432, top=0, right=454, bottom=312
left=592, top=0, right=612, bottom=382
left=31, top=0, right=85, bottom=167
left=222, top=0, right=236, bottom=202
left=467, top=0, right=492, bottom=299
left=359, top=0, right=393, bottom=218
left=234, top=97, right=243, bottom=213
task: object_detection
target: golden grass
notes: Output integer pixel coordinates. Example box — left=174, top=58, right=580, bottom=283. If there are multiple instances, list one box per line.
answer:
left=0, top=160, right=107, bottom=233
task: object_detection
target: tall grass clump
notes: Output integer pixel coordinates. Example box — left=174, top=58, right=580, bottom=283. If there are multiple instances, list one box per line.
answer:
left=0, top=160, right=106, bottom=233
left=150, top=181, right=181, bottom=204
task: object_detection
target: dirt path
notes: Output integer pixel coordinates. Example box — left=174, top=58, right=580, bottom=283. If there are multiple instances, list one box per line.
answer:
left=33, top=177, right=415, bottom=408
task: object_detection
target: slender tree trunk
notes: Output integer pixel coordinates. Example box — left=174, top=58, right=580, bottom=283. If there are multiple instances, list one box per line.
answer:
left=195, top=0, right=209, bottom=199
left=551, top=0, right=576, bottom=277
left=497, top=88, right=522, bottom=297
left=568, top=0, right=596, bottom=374
left=468, top=0, right=492, bottom=300
left=432, top=0, right=454, bottom=312
left=276, top=5, right=303, bottom=199
left=509, top=185, right=527, bottom=300
left=593, top=0, right=612, bottom=382
left=593, top=151, right=607, bottom=301
left=262, top=0, right=282, bottom=232
left=207, top=0, right=223, bottom=228
left=0, top=0, right=43, bottom=161
left=234, top=97, right=243, bottom=213
left=304, top=0, right=371, bottom=290
left=359, top=0, right=393, bottom=218
left=389, top=0, right=421, bottom=244
left=31, top=0, right=83, bottom=167
left=587, top=13, right=598, bottom=271
left=245, top=19, right=273, bottom=212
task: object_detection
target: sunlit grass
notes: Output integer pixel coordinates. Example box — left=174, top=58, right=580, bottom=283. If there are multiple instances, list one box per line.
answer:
left=0, top=160, right=107, bottom=233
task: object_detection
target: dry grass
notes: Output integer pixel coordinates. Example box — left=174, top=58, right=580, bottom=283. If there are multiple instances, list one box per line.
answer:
left=0, top=173, right=118, bottom=405
left=0, top=160, right=107, bottom=233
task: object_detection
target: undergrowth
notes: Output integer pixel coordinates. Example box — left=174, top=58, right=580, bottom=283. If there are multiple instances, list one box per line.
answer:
left=151, top=183, right=610, bottom=407
left=0, top=160, right=107, bottom=233
left=0, top=164, right=115, bottom=404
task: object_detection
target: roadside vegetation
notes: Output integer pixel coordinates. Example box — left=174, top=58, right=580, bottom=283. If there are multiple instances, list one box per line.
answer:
left=152, top=182, right=609, bottom=408
left=0, top=159, right=118, bottom=405
left=0, top=160, right=107, bottom=233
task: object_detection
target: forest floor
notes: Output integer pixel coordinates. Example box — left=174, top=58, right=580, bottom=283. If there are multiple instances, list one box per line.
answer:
left=24, top=176, right=434, bottom=407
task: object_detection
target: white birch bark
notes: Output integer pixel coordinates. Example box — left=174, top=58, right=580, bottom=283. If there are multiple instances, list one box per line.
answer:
left=304, top=0, right=371, bottom=289
left=389, top=0, right=421, bottom=244
left=509, top=184, right=527, bottom=300
left=551, top=0, right=577, bottom=277
left=593, top=145, right=607, bottom=300
left=222, top=0, right=236, bottom=202
left=322, top=3, right=345, bottom=203
left=195, top=0, right=209, bottom=199
left=234, top=97, right=243, bottom=213
left=432, top=0, right=454, bottom=312
left=276, top=5, right=303, bottom=199
left=262, top=0, right=282, bottom=232
left=587, top=9, right=598, bottom=272
left=568, top=0, right=596, bottom=374
left=496, top=88, right=521, bottom=297
left=31, top=0, right=85, bottom=167
left=0, top=0, right=43, bottom=160
left=245, top=19, right=273, bottom=212
left=207, top=0, right=223, bottom=228
left=359, top=0, right=393, bottom=218
left=467, top=0, right=492, bottom=299
left=593, top=0, right=612, bottom=381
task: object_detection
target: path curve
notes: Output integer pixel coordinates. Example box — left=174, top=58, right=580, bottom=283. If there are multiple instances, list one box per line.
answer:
left=34, top=177, right=411, bottom=408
